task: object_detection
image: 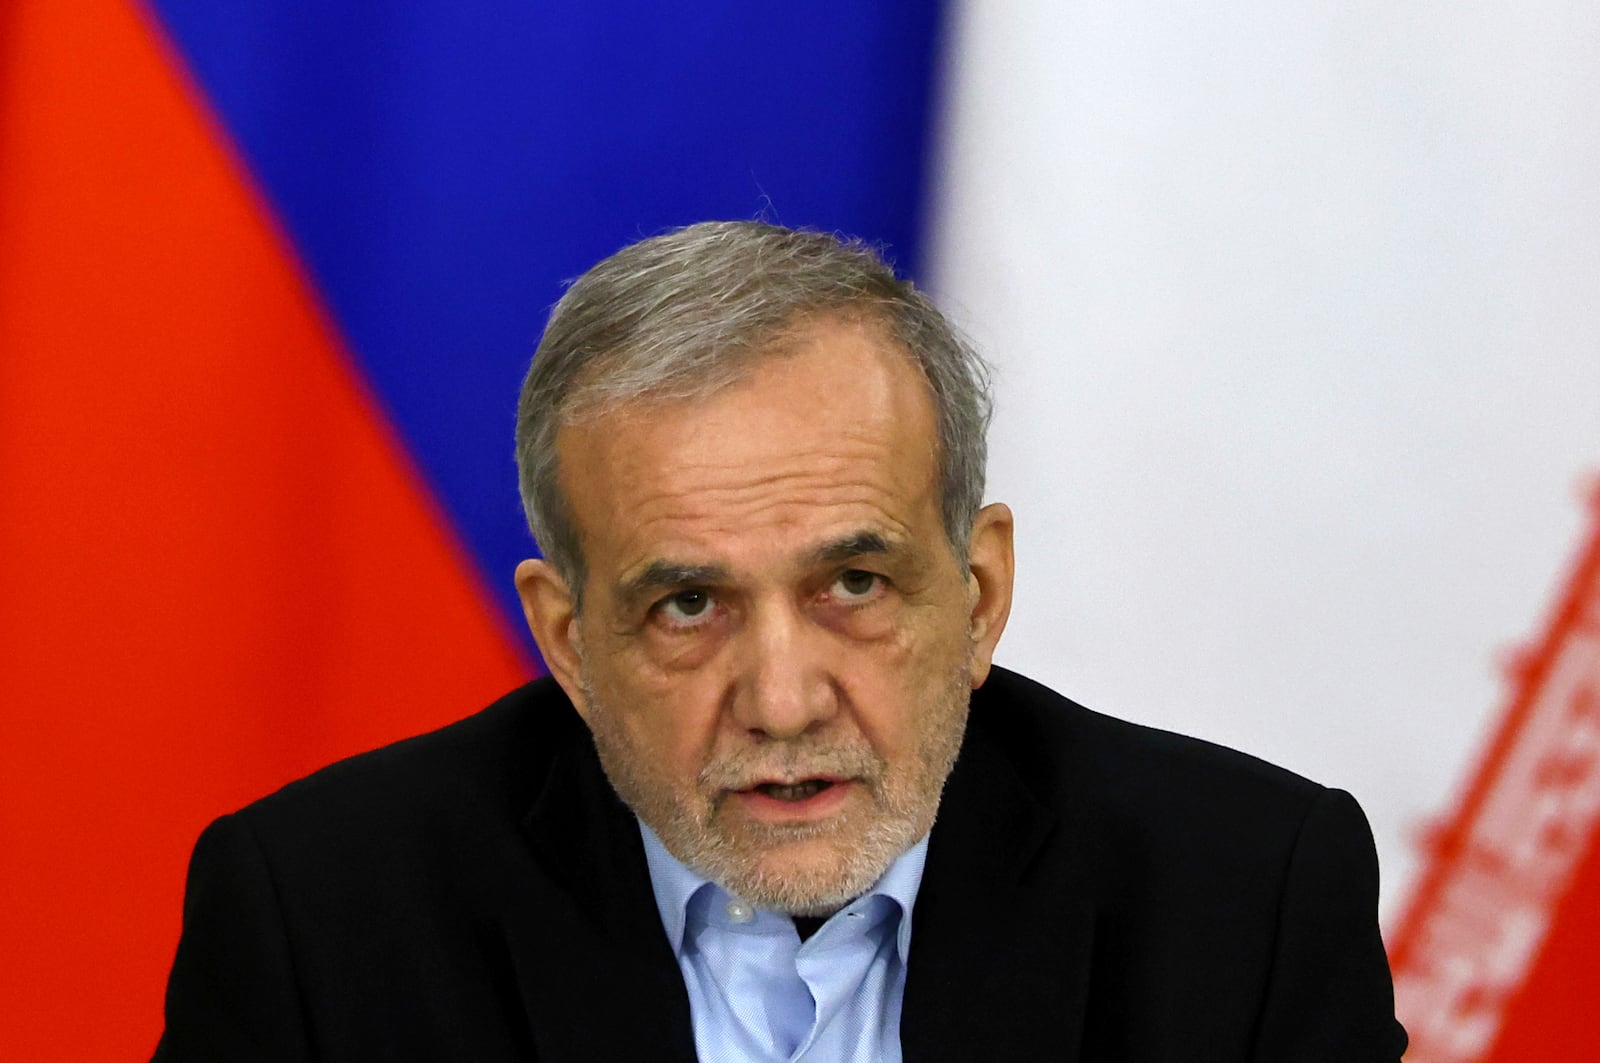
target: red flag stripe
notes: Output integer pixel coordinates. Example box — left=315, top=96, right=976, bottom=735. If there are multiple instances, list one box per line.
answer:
left=0, top=2, right=533, bottom=1058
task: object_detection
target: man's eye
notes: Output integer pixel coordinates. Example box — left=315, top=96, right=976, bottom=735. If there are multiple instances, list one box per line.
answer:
left=833, top=570, right=882, bottom=601
left=658, top=590, right=712, bottom=625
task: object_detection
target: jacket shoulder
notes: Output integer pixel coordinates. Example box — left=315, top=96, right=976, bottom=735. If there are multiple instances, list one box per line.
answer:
left=963, top=668, right=1402, bottom=1059
left=973, top=665, right=1326, bottom=821
left=222, top=677, right=582, bottom=875
left=969, top=665, right=1352, bottom=908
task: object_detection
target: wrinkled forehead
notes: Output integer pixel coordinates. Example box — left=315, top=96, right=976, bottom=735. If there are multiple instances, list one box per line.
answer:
left=553, top=318, right=945, bottom=572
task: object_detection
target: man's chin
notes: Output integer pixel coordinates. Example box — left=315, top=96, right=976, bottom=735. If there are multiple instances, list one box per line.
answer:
left=709, top=829, right=895, bottom=915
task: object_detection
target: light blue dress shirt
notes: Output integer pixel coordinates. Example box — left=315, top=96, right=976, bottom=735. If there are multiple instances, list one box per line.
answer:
left=639, top=822, right=930, bottom=1063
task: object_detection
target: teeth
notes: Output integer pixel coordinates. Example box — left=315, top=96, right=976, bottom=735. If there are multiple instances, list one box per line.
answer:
left=761, top=780, right=829, bottom=801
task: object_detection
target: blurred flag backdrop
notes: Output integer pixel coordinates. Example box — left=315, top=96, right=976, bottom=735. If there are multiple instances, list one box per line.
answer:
left=2, top=1, right=1596, bottom=1059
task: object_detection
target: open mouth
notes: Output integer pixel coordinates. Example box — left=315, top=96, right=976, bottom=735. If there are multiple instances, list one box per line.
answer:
left=750, top=779, right=837, bottom=802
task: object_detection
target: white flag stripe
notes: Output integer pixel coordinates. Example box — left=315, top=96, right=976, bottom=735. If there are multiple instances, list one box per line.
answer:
left=926, top=0, right=1600, bottom=923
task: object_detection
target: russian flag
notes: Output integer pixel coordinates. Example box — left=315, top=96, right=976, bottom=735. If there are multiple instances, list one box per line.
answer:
left=2, top=2, right=945, bottom=1056
left=3, top=2, right=1596, bottom=1059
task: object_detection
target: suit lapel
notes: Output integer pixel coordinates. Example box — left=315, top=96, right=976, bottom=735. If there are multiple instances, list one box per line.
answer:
left=502, top=729, right=698, bottom=1062
left=494, top=677, right=1096, bottom=1062
left=900, top=709, right=1096, bottom=1062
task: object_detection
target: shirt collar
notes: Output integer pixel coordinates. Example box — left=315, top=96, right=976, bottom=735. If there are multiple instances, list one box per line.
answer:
left=638, top=820, right=709, bottom=954
left=638, top=820, right=930, bottom=963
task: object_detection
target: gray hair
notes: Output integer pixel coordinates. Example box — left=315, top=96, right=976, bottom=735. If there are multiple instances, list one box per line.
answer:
left=515, top=220, right=993, bottom=598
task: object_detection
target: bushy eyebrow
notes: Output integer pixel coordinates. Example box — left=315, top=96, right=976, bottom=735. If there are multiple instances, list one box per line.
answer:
left=616, top=531, right=902, bottom=609
left=808, top=530, right=897, bottom=566
left=616, top=561, right=729, bottom=610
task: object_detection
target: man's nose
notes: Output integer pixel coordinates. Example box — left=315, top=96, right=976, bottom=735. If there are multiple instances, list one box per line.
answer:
left=729, top=600, right=838, bottom=740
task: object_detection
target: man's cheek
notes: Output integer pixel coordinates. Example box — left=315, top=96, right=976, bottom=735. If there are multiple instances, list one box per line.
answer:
left=852, top=617, right=941, bottom=682
left=637, top=615, right=734, bottom=672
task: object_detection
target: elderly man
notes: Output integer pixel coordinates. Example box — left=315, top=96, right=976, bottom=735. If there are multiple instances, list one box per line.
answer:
left=155, top=222, right=1406, bottom=1061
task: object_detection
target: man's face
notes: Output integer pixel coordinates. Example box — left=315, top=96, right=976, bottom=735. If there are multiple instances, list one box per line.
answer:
left=517, top=316, right=1012, bottom=914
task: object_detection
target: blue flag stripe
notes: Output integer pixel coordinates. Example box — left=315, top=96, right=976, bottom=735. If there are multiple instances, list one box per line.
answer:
left=145, top=1, right=949, bottom=651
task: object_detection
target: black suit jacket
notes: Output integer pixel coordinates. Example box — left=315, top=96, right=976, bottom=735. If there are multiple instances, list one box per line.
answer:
left=154, top=667, right=1406, bottom=1061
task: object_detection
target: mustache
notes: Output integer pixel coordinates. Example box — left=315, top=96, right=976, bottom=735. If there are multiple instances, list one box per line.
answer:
left=698, top=740, right=884, bottom=792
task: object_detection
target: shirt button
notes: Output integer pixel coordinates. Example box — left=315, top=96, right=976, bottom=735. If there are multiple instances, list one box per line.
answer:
left=725, top=899, right=754, bottom=924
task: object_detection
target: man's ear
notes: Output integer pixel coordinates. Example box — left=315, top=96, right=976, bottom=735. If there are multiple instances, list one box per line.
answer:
left=964, top=502, right=1015, bottom=689
left=514, top=558, right=589, bottom=718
